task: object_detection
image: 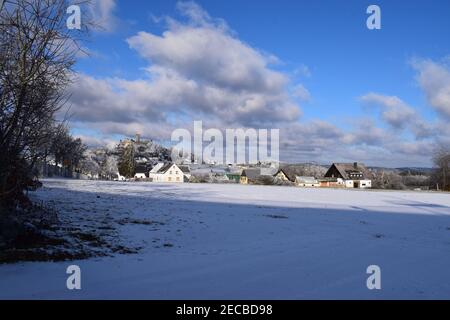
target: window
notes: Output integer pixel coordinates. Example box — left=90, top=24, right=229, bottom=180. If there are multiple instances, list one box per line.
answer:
left=176, top=177, right=180, bottom=181
left=168, top=177, right=172, bottom=181
left=170, top=171, right=172, bottom=174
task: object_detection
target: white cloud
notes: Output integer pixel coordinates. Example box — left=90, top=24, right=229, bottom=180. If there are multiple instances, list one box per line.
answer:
left=67, top=2, right=445, bottom=167
left=413, top=58, right=450, bottom=119
left=360, top=93, right=416, bottom=129
left=360, top=93, right=433, bottom=139
left=345, top=120, right=390, bottom=146
left=74, top=134, right=117, bottom=149
left=292, top=84, right=311, bottom=102
left=67, top=1, right=303, bottom=134
left=127, top=28, right=287, bottom=94
left=175, top=1, right=229, bottom=31
left=87, top=0, right=119, bottom=32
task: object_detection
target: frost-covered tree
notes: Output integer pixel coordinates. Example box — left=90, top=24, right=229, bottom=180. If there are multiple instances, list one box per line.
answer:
left=101, top=155, right=118, bottom=180
left=371, top=169, right=406, bottom=190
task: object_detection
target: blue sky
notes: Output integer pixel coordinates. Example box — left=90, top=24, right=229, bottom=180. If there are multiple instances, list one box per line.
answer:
left=68, top=0, right=450, bottom=167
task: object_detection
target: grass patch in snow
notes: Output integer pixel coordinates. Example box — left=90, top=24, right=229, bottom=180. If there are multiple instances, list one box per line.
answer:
left=263, top=214, right=289, bottom=219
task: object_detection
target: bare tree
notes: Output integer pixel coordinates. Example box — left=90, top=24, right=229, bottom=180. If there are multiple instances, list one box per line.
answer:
left=0, top=0, right=85, bottom=207
left=433, top=145, right=450, bottom=191
left=49, top=125, right=86, bottom=175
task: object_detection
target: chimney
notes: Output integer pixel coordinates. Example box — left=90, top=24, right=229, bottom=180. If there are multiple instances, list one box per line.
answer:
left=136, top=133, right=141, bottom=143
left=353, top=162, right=358, bottom=169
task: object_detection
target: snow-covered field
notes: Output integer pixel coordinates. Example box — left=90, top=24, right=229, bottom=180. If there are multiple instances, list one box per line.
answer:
left=1, top=179, right=450, bottom=299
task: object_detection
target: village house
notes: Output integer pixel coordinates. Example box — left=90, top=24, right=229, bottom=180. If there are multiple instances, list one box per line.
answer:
left=149, top=163, right=190, bottom=183
left=225, top=173, right=241, bottom=183
left=134, top=164, right=148, bottom=179
left=273, top=169, right=295, bottom=182
left=209, top=172, right=230, bottom=183
left=240, top=168, right=261, bottom=185
left=324, top=162, right=372, bottom=189
left=240, top=167, right=291, bottom=185
left=296, top=176, right=320, bottom=187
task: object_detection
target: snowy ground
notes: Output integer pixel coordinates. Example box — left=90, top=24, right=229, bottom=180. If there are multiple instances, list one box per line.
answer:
left=1, top=178, right=450, bottom=299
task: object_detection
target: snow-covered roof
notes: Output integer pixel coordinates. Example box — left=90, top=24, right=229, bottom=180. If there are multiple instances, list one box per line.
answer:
left=150, top=162, right=164, bottom=173
left=150, top=163, right=190, bottom=175
left=157, top=163, right=174, bottom=173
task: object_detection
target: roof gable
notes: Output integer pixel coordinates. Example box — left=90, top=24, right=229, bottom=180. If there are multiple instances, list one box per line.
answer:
left=275, top=169, right=296, bottom=182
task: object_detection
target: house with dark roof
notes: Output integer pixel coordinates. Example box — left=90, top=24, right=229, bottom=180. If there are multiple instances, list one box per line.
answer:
left=240, top=167, right=282, bottom=184
left=324, top=162, right=372, bottom=188
left=134, top=165, right=149, bottom=179
left=274, top=168, right=296, bottom=182
left=240, top=168, right=262, bottom=184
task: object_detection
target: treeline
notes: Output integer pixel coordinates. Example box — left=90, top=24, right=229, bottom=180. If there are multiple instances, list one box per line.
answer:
left=79, top=148, right=119, bottom=180
left=371, top=169, right=430, bottom=190
left=75, top=137, right=172, bottom=180
left=0, top=0, right=85, bottom=208
left=39, top=124, right=87, bottom=178
left=431, top=146, right=450, bottom=191
left=371, top=147, right=450, bottom=191
left=116, top=138, right=171, bottom=178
